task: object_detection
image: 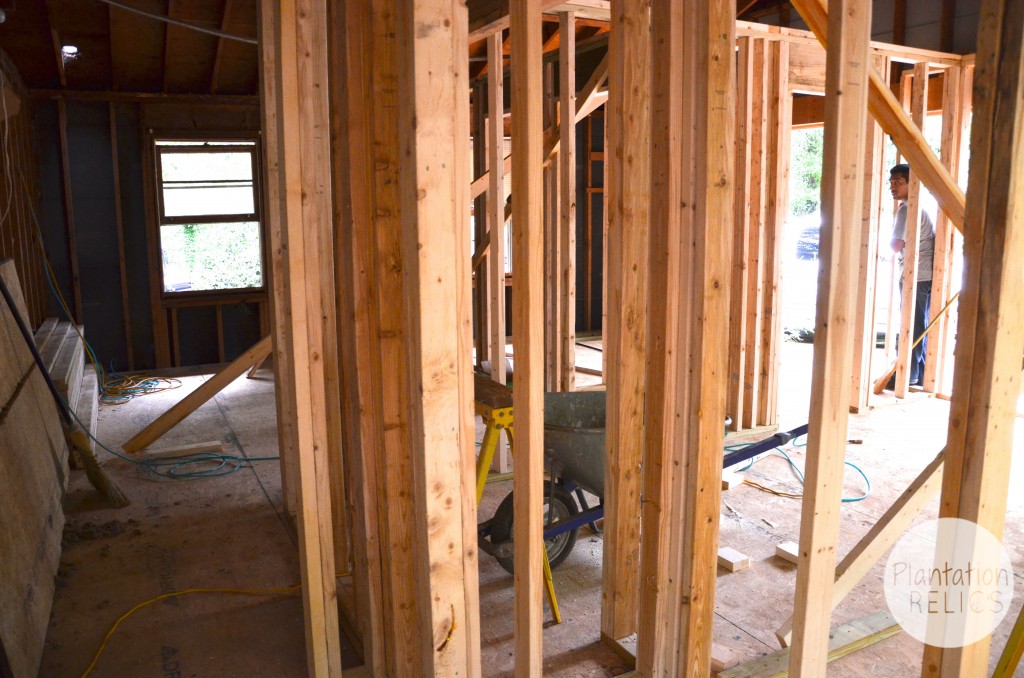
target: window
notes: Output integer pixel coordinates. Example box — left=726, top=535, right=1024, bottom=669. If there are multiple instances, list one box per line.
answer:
left=154, top=139, right=263, bottom=294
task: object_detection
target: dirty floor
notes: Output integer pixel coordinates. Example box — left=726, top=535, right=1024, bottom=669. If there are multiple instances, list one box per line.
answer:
left=42, top=343, right=1024, bottom=677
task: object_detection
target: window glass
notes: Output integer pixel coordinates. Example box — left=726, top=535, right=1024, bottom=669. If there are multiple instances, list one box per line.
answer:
left=160, top=222, right=263, bottom=292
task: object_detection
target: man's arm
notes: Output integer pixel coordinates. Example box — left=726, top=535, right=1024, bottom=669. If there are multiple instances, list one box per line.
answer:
left=890, top=202, right=907, bottom=253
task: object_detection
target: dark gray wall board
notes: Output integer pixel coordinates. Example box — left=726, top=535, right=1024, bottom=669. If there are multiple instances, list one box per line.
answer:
left=220, top=302, right=261, bottom=361
left=32, top=101, right=73, bottom=321
left=175, top=305, right=219, bottom=367
left=114, top=103, right=155, bottom=369
left=66, top=101, right=128, bottom=371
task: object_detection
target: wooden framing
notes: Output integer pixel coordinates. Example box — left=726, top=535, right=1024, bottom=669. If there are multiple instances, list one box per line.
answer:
left=601, top=0, right=649, bottom=642
left=923, top=0, right=1024, bottom=671
left=333, top=0, right=386, bottom=670
left=742, top=37, right=768, bottom=430
left=727, top=35, right=753, bottom=433
left=56, top=100, right=83, bottom=324
left=777, top=451, right=946, bottom=647
left=369, top=1, right=419, bottom=673
left=395, top=1, right=482, bottom=671
left=849, top=55, right=887, bottom=413
left=260, top=0, right=342, bottom=674
left=558, top=11, right=577, bottom=392
left=923, top=64, right=966, bottom=392
left=893, top=61, right=928, bottom=399
left=107, top=103, right=135, bottom=370
left=0, top=53, right=47, bottom=329
left=487, top=32, right=507, bottom=393
left=473, top=82, right=489, bottom=370
left=510, top=0, right=545, bottom=673
left=485, top=32, right=510, bottom=475
left=636, top=1, right=734, bottom=674
left=788, top=0, right=870, bottom=670
left=17, top=0, right=1024, bottom=674
left=215, top=17, right=296, bottom=511
left=757, top=39, right=789, bottom=427
left=543, top=62, right=562, bottom=390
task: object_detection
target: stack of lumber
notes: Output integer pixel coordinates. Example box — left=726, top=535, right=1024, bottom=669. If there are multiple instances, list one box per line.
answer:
left=34, top=317, right=86, bottom=414
left=0, top=260, right=69, bottom=677
left=32, top=310, right=100, bottom=465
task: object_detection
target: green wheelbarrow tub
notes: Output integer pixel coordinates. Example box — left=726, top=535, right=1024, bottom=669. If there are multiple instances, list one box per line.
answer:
left=543, top=391, right=607, bottom=498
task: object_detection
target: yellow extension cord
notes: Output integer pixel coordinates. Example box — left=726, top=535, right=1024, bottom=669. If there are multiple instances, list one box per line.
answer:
left=82, top=569, right=353, bottom=678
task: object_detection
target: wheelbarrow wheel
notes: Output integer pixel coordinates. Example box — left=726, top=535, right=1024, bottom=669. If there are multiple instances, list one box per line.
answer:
left=489, top=481, right=580, bottom=574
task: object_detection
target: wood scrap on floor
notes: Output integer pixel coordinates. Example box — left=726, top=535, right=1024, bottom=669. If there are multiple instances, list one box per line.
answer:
left=718, top=547, right=751, bottom=572
left=722, top=470, right=745, bottom=490
left=775, top=541, right=799, bottom=565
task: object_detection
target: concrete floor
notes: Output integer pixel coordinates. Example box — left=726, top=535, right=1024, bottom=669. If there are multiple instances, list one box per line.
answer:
left=42, top=343, right=1024, bottom=677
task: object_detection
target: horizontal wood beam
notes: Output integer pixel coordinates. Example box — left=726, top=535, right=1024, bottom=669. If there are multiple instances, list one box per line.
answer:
left=30, top=89, right=260, bottom=105
left=469, top=0, right=564, bottom=43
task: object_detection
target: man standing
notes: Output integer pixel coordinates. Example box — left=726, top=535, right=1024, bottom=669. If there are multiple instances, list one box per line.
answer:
left=887, top=163, right=934, bottom=388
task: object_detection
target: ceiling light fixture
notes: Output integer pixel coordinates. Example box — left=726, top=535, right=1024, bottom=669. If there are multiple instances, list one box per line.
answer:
left=60, top=44, right=79, bottom=64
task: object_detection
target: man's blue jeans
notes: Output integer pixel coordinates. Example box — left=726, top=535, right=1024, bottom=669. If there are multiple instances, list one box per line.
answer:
left=897, top=280, right=932, bottom=384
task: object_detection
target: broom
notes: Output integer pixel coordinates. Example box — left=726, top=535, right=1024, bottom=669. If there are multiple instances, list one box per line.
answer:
left=0, top=276, right=129, bottom=507
left=872, top=291, right=960, bottom=395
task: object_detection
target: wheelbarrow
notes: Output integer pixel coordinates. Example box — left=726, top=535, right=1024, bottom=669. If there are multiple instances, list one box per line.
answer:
left=477, top=390, right=808, bottom=574
left=478, top=392, right=607, bottom=574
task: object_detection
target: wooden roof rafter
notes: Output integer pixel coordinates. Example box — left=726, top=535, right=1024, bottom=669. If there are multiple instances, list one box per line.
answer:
left=107, top=3, right=118, bottom=90
left=43, top=0, right=68, bottom=89
left=210, top=0, right=234, bottom=93
left=161, top=0, right=174, bottom=93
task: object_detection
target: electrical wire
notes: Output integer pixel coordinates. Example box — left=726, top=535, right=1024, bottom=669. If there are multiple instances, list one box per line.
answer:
left=726, top=433, right=871, bottom=503
left=93, top=0, right=259, bottom=45
left=81, top=565, right=356, bottom=678
left=0, top=70, right=15, bottom=229
left=80, top=585, right=301, bottom=677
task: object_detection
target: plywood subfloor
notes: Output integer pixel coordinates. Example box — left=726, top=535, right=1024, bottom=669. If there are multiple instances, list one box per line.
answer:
left=41, top=344, right=1024, bottom=677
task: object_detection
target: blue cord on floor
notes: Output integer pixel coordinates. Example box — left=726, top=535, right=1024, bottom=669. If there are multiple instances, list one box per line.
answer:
left=725, top=433, right=871, bottom=503
left=59, top=385, right=280, bottom=479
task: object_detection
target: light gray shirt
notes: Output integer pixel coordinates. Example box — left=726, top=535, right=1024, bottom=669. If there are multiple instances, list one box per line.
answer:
left=891, top=202, right=935, bottom=283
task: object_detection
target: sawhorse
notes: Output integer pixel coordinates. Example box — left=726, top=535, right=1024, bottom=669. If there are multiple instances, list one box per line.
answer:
left=474, top=373, right=561, bottom=624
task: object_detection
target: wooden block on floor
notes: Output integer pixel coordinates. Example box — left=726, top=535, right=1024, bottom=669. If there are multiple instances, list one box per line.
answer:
left=722, top=470, right=744, bottom=490
left=711, top=642, right=741, bottom=672
left=717, top=547, right=751, bottom=572
left=775, top=541, right=799, bottom=565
